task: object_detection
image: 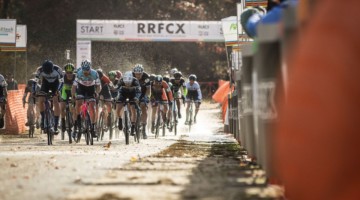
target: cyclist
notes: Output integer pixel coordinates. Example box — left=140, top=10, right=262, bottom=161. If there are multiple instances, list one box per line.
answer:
left=23, top=76, right=41, bottom=128
left=170, top=71, right=187, bottom=118
left=59, top=63, right=76, bottom=133
left=169, top=68, right=178, bottom=78
left=132, top=64, right=151, bottom=139
left=0, top=74, right=7, bottom=128
left=116, top=71, right=141, bottom=136
left=35, top=60, right=63, bottom=134
left=150, top=75, right=173, bottom=133
left=108, top=70, right=121, bottom=99
left=162, top=76, right=173, bottom=128
left=71, top=59, right=101, bottom=138
left=149, top=74, right=156, bottom=82
left=96, top=68, right=113, bottom=130
left=185, top=74, right=202, bottom=124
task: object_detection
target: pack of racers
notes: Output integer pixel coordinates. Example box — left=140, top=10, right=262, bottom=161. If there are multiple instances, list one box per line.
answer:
left=4, top=62, right=203, bottom=142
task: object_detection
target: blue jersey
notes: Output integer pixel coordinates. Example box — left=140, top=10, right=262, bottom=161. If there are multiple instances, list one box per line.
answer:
left=73, top=69, right=100, bottom=87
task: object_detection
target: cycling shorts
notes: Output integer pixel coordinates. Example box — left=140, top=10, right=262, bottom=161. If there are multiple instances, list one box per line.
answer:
left=76, top=84, right=95, bottom=100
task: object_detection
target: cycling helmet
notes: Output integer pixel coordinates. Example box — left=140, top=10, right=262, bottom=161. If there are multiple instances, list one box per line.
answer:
left=149, top=74, right=156, bottom=82
left=42, top=60, right=54, bottom=74
left=108, top=71, right=117, bottom=79
left=116, top=70, right=122, bottom=79
left=189, top=74, right=197, bottom=81
left=133, top=64, right=144, bottom=74
left=169, top=68, right=178, bottom=76
left=174, top=71, right=182, bottom=79
left=163, top=76, right=170, bottom=83
left=64, top=63, right=75, bottom=73
left=81, top=59, right=91, bottom=71
left=123, top=71, right=133, bottom=85
left=96, top=68, right=103, bottom=78
left=155, top=75, right=163, bottom=83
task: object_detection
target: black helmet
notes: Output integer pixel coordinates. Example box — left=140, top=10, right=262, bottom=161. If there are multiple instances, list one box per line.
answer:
left=189, top=74, right=197, bottom=81
left=149, top=74, right=156, bottom=82
left=163, top=76, right=170, bottom=83
left=96, top=68, right=103, bottom=78
left=42, top=60, right=54, bottom=74
left=155, top=75, right=163, bottom=82
left=174, top=71, right=182, bottom=79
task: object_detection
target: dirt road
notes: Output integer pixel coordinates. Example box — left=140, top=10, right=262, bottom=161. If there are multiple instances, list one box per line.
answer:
left=0, top=103, right=283, bottom=200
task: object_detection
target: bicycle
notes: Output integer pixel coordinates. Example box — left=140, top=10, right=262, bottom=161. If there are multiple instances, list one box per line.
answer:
left=61, top=97, right=73, bottom=144
left=154, top=101, right=166, bottom=138
left=41, top=91, right=55, bottom=145
left=76, top=97, right=96, bottom=145
left=121, top=99, right=141, bottom=145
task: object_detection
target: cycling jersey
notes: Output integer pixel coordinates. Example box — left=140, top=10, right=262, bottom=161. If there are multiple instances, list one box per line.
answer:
left=60, top=73, right=75, bottom=100
left=151, top=81, right=174, bottom=102
left=133, top=72, right=151, bottom=97
left=185, top=81, right=202, bottom=101
left=73, top=69, right=100, bottom=87
left=99, top=75, right=112, bottom=100
left=170, top=77, right=187, bottom=98
left=24, top=79, right=40, bottom=104
left=35, top=65, right=63, bottom=83
left=117, top=78, right=141, bottom=102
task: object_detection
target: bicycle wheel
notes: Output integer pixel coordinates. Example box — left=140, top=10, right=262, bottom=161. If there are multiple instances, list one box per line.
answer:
left=173, top=110, right=177, bottom=136
left=135, top=111, right=141, bottom=143
left=66, top=109, right=73, bottom=144
left=85, top=112, right=93, bottom=145
left=124, top=110, right=130, bottom=145
left=155, top=111, right=161, bottom=139
left=162, top=116, right=166, bottom=137
left=108, top=112, right=113, bottom=140
left=98, top=112, right=105, bottom=141
left=28, top=113, right=35, bottom=138
left=188, top=104, right=193, bottom=133
left=45, top=109, right=53, bottom=145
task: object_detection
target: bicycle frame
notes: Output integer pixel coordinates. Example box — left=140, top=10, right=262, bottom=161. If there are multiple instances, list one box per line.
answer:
left=43, top=92, right=55, bottom=145
left=122, top=99, right=141, bottom=145
left=77, top=97, right=95, bottom=145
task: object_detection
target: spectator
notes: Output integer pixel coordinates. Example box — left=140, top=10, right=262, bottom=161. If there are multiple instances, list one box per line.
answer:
left=6, top=73, right=18, bottom=90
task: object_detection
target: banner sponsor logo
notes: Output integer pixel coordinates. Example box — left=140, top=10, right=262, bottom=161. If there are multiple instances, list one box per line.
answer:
left=137, top=23, right=185, bottom=34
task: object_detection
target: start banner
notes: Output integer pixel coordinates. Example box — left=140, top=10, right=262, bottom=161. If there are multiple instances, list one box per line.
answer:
left=76, top=20, right=224, bottom=42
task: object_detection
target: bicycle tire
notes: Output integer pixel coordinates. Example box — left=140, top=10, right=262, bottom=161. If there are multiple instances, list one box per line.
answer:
left=173, top=110, right=177, bottom=136
left=189, top=103, right=193, bottom=133
left=124, top=110, right=130, bottom=145
left=155, top=111, right=161, bottom=139
left=135, top=110, right=141, bottom=143
left=45, top=109, right=53, bottom=145
left=162, top=119, right=166, bottom=137
left=98, top=112, right=105, bottom=141
left=66, top=109, right=73, bottom=144
left=109, top=112, right=113, bottom=140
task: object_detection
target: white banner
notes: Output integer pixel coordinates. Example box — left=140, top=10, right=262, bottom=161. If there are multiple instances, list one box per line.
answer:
left=76, top=40, right=91, bottom=68
left=16, top=25, right=27, bottom=48
left=76, top=20, right=224, bottom=42
left=0, top=19, right=16, bottom=45
left=221, top=16, right=238, bottom=43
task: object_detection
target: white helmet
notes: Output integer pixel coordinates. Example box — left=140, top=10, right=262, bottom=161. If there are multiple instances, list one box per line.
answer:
left=169, top=68, right=178, bottom=76
left=123, top=71, right=133, bottom=85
